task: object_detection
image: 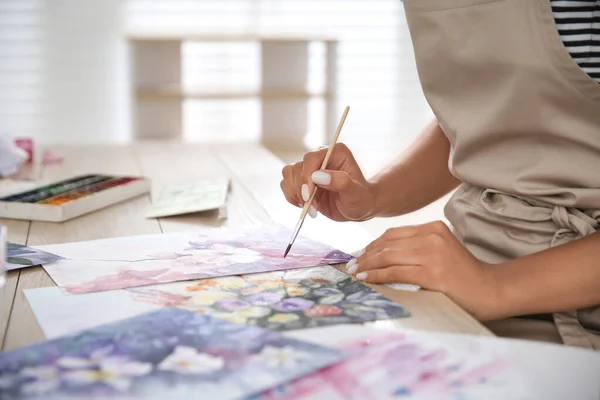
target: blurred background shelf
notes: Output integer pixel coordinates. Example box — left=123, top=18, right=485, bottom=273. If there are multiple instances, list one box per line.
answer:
left=131, top=33, right=339, bottom=150
left=136, top=87, right=333, bottom=101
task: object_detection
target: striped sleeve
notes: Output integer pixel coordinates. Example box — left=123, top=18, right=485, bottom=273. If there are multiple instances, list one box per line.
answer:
left=551, top=0, right=600, bottom=82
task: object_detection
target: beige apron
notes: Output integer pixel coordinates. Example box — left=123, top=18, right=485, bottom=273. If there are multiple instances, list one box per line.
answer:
left=403, top=0, right=600, bottom=349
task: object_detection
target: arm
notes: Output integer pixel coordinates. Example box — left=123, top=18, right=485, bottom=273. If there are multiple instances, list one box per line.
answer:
left=281, top=119, right=461, bottom=222
left=369, top=119, right=461, bottom=218
left=490, top=231, right=600, bottom=319
left=346, top=221, right=600, bottom=322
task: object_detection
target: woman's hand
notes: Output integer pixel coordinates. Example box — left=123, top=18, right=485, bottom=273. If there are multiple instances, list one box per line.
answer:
left=346, top=221, right=501, bottom=320
left=280, top=143, right=377, bottom=222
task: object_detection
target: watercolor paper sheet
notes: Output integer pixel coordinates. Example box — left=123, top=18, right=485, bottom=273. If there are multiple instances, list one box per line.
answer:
left=6, top=242, right=62, bottom=271
left=146, top=178, right=229, bottom=219
left=255, top=325, right=600, bottom=400
left=25, top=266, right=409, bottom=339
left=386, top=282, right=421, bottom=292
left=37, top=225, right=351, bottom=294
left=0, top=308, right=345, bottom=400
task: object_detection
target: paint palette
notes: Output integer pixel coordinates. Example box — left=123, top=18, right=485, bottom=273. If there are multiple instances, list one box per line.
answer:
left=0, top=174, right=150, bottom=222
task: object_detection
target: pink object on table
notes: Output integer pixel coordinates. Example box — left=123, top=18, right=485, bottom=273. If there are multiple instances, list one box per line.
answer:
left=13, top=138, right=33, bottom=163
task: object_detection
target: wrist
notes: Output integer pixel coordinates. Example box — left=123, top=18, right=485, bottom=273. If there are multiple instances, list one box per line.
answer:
left=362, top=179, right=384, bottom=220
left=478, top=263, right=513, bottom=321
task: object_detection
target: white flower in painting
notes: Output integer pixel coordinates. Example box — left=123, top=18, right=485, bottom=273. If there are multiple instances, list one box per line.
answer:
left=63, top=357, right=152, bottom=392
left=19, top=366, right=61, bottom=395
left=177, top=245, right=262, bottom=270
left=56, top=345, right=114, bottom=370
left=157, top=346, right=224, bottom=375
left=253, top=346, right=310, bottom=369
left=207, top=245, right=262, bottom=267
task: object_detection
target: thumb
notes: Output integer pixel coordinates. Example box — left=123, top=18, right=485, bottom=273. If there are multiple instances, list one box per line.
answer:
left=311, top=170, right=363, bottom=195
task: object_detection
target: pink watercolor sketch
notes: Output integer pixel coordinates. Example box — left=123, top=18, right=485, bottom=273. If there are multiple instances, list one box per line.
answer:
left=38, top=225, right=351, bottom=294
left=254, top=329, right=530, bottom=400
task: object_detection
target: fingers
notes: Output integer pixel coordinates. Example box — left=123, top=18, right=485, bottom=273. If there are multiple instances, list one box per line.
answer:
left=301, top=143, right=354, bottom=193
left=355, top=265, right=423, bottom=285
left=301, top=148, right=327, bottom=195
left=280, top=162, right=303, bottom=208
left=310, top=170, right=352, bottom=192
left=348, top=248, right=423, bottom=275
left=365, top=221, right=450, bottom=252
left=363, top=235, right=424, bottom=257
left=281, top=143, right=357, bottom=214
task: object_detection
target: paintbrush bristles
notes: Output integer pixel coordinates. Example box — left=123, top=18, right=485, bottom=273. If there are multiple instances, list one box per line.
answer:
left=283, top=243, right=291, bottom=258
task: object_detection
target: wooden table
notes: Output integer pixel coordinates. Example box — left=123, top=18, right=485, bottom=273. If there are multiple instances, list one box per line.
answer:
left=0, top=142, right=491, bottom=351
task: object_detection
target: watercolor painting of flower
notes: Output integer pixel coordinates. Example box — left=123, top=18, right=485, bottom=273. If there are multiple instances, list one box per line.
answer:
left=157, top=346, right=224, bottom=375
left=129, top=265, right=409, bottom=331
left=6, top=242, right=62, bottom=271
left=62, top=357, right=152, bottom=392
left=0, top=308, right=345, bottom=400
left=37, top=225, right=352, bottom=294
left=253, top=329, right=520, bottom=400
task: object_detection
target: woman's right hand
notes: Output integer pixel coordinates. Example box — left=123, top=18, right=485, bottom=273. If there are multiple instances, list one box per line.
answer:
left=280, top=143, right=377, bottom=222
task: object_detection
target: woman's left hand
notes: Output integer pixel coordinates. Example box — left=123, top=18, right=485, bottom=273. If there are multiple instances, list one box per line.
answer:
left=346, top=221, right=500, bottom=321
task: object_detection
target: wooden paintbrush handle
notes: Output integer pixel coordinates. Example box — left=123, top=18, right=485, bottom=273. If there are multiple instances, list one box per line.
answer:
left=303, top=106, right=350, bottom=213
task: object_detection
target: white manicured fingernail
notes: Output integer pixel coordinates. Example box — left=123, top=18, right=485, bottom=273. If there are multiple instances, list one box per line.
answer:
left=356, top=272, right=368, bottom=281
left=311, top=171, right=331, bottom=186
left=347, top=263, right=358, bottom=275
left=346, top=258, right=356, bottom=271
left=309, top=205, right=317, bottom=218
left=301, top=184, right=310, bottom=202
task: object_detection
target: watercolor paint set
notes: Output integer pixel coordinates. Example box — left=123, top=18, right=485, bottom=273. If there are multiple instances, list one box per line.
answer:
left=0, top=174, right=150, bottom=222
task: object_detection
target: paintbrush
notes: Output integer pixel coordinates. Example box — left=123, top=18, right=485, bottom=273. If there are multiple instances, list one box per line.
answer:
left=283, top=106, right=350, bottom=258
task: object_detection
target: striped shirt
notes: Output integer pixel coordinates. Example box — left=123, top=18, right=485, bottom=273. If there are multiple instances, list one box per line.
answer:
left=551, top=0, right=600, bottom=82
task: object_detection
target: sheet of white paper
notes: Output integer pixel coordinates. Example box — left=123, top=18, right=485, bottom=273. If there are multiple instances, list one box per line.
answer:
left=25, top=287, right=162, bottom=338
left=386, top=282, right=421, bottom=291
left=146, top=177, right=229, bottom=218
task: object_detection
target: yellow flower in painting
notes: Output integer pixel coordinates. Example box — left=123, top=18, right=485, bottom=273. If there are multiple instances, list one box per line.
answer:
left=240, top=285, right=267, bottom=296
left=268, top=313, right=300, bottom=324
left=258, top=280, right=284, bottom=290
left=214, top=276, right=251, bottom=291
left=285, top=284, right=309, bottom=297
left=190, top=291, right=237, bottom=306
left=238, top=306, right=271, bottom=318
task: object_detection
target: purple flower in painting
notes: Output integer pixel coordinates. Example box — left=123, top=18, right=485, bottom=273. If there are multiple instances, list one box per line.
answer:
left=272, top=298, right=314, bottom=312
left=215, top=298, right=250, bottom=311
left=245, top=292, right=284, bottom=306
